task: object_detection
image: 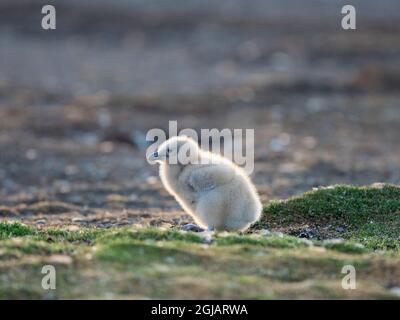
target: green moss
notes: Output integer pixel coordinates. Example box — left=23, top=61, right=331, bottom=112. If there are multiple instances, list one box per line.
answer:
left=0, top=237, right=75, bottom=258
left=262, top=184, right=400, bottom=222
left=43, top=227, right=104, bottom=242
left=258, top=184, right=400, bottom=251
left=0, top=221, right=36, bottom=239
left=353, top=221, right=400, bottom=251
left=0, top=206, right=399, bottom=299
left=214, top=233, right=309, bottom=249
left=95, top=241, right=202, bottom=265
left=94, top=227, right=204, bottom=245
left=0, top=221, right=102, bottom=243
left=322, top=240, right=367, bottom=254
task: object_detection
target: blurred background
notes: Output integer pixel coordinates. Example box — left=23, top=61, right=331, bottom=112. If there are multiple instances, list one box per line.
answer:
left=0, top=0, right=399, bottom=228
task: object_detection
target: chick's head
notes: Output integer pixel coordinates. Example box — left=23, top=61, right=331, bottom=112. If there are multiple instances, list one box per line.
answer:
left=149, top=136, right=200, bottom=165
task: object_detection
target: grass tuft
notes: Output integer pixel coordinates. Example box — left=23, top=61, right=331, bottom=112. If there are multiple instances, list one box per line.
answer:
left=262, top=184, right=400, bottom=223
left=0, top=185, right=399, bottom=298
left=257, top=184, right=400, bottom=251
left=0, top=221, right=36, bottom=239
left=94, top=227, right=204, bottom=245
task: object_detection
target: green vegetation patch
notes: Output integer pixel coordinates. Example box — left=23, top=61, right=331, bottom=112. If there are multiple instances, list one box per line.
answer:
left=0, top=221, right=36, bottom=239
left=257, top=184, right=400, bottom=251
left=0, top=221, right=399, bottom=299
left=94, top=227, right=204, bottom=245
left=214, top=233, right=310, bottom=249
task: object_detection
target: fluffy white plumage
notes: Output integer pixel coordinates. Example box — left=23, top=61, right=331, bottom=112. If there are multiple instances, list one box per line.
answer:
left=149, top=136, right=262, bottom=231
